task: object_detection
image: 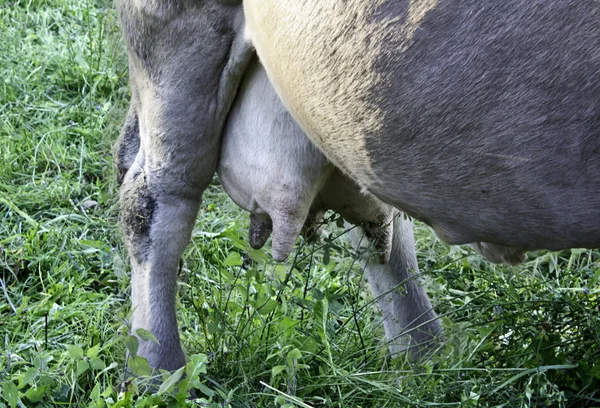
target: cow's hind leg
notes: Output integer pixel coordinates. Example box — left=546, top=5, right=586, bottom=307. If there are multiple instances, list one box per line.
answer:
left=350, top=214, right=442, bottom=358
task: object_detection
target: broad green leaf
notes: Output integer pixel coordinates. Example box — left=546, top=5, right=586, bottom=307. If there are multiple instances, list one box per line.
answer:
left=65, top=345, right=84, bottom=359
left=196, top=383, right=215, bottom=398
left=76, top=360, right=90, bottom=376
left=128, top=356, right=150, bottom=377
left=271, top=365, right=286, bottom=377
left=207, top=322, right=219, bottom=335
left=90, top=382, right=101, bottom=400
left=86, top=344, right=100, bottom=359
left=125, top=335, right=139, bottom=359
left=323, top=248, right=331, bottom=265
left=187, top=354, right=208, bottom=377
left=278, top=316, right=298, bottom=332
left=216, top=388, right=228, bottom=399
left=18, top=367, right=37, bottom=389
left=136, top=328, right=159, bottom=344
left=224, top=251, right=243, bottom=266
left=24, top=386, right=46, bottom=403
left=287, top=348, right=302, bottom=361
left=75, top=54, right=90, bottom=70
left=273, top=264, right=287, bottom=281
left=113, top=254, right=127, bottom=280
left=236, top=285, right=248, bottom=302
left=257, top=299, right=277, bottom=315
left=248, top=249, right=269, bottom=263
left=90, top=358, right=106, bottom=371
left=157, top=366, right=184, bottom=394
left=299, top=337, right=318, bottom=354
left=102, top=384, right=113, bottom=398
left=2, top=380, right=19, bottom=408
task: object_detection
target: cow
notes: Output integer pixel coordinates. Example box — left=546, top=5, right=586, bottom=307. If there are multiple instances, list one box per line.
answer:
left=219, top=57, right=442, bottom=357
left=114, top=0, right=600, bottom=371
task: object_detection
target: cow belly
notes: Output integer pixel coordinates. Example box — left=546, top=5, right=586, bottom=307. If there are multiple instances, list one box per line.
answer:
left=244, top=0, right=600, bottom=251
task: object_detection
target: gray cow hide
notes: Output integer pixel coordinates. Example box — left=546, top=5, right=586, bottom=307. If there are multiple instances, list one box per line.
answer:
left=115, top=0, right=600, bottom=370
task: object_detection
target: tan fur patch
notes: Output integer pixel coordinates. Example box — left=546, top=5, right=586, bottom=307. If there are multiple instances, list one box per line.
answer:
left=244, top=0, right=438, bottom=189
left=403, top=0, right=439, bottom=46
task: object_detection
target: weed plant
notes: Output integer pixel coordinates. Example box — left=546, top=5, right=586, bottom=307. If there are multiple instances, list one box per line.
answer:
left=1, top=0, right=599, bottom=407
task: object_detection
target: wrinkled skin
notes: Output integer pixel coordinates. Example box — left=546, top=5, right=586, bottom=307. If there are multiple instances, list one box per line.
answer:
left=116, top=0, right=600, bottom=370
left=219, top=59, right=442, bottom=354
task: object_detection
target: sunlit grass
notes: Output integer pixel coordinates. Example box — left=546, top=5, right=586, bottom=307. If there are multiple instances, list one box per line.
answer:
left=1, top=0, right=599, bottom=407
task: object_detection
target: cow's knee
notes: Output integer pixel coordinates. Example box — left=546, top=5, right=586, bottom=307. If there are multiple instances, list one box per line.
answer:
left=120, top=170, right=154, bottom=262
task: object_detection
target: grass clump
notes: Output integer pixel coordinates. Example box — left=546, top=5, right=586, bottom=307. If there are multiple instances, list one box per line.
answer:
left=1, top=0, right=599, bottom=407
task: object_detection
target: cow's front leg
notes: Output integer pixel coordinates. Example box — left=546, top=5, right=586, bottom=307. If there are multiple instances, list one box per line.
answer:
left=119, top=93, right=247, bottom=370
left=119, top=91, right=218, bottom=370
left=116, top=1, right=251, bottom=370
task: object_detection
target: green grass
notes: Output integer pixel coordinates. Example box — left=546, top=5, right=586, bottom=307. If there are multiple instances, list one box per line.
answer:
left=1, top=0, right=599, bottom=407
